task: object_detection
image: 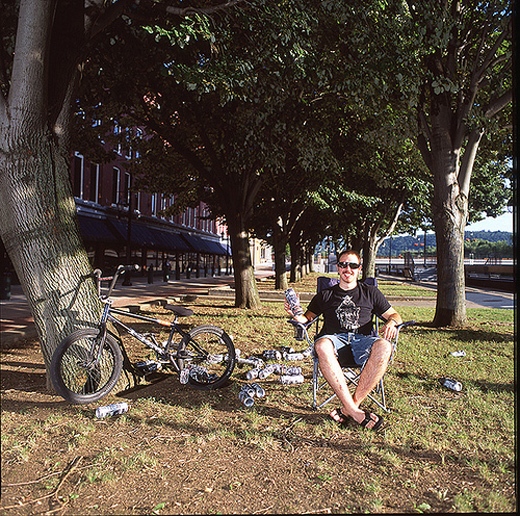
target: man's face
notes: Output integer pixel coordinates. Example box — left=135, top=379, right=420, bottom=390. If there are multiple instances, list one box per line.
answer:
left=337, top=253, right=361, bottom=286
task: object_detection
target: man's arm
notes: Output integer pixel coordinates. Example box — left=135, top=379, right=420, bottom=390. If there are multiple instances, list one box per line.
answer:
left=380, top=307, right=403, bottom=340
left=283, top=298, right=317, bottom=324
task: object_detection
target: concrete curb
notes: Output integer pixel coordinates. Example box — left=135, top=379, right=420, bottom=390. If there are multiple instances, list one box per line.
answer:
left=207, top=288, right=434, bottom=303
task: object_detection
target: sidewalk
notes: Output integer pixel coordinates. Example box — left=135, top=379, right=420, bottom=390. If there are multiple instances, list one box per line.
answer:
left=1, top=266, right=514, bottom=346
left=0, top=266, right=273, bottom=345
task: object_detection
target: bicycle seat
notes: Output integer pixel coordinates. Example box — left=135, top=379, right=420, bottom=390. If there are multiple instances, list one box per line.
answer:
left=164, top=304, right=194, bottom=317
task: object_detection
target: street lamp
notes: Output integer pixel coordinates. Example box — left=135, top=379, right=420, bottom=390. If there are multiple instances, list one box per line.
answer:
left=116, top=194, right=133, bottom=286
left=222, top=231, right=230, bottom=275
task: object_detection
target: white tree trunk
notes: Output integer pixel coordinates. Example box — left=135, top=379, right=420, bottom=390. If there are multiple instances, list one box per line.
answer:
left=0, top=127, right=101, bottom=383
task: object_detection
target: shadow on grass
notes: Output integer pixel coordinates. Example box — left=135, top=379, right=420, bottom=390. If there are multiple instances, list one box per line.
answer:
left=470, top=379, right=515, bottom=393
left=394, top=371, right=514, bottom=394
left=412, top=322, right=513, bottom=344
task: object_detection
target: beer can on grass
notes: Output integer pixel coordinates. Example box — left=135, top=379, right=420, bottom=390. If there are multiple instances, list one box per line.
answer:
left=95, top=402, right=129, bottom=419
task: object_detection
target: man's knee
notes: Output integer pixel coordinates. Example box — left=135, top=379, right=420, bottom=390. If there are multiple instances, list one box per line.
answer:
left=371, top=338, right=392, bottom=362
left=314, top=337, right=335, bottom=358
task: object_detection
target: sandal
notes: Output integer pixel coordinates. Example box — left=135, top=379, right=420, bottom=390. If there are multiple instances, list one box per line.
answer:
left=359, top=410, right=384, bottom=432
left=329, top=407, right=384, bottom=432
left=329, top=407, right=352, bottom=427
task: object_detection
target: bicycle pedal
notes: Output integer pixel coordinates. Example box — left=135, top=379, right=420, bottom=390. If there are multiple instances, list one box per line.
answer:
left=135, top=360, right=162, bottom=374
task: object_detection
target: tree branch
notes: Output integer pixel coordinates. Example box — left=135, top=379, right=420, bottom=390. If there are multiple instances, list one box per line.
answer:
left=164, top=0, right=246, bottom=17
left=454, top=16, right=511, bottom=149
left=86, top=0, right=135, bottom=41
left=417, top=133, right=432, bottom=171
left=484, top=89, right=512, bottom=118
left=458, top=127, right=484, bottom=198
left=472, top=16, right=511, bottom=88
left=8, top=0, right=53, bottom=123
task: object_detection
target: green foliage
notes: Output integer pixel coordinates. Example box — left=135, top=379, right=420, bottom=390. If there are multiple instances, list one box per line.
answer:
left=71, top=0, right=511, bottom=262
left=464, top=238, right=513, bottom=259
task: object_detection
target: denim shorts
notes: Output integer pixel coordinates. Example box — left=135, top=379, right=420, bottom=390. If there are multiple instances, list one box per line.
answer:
left=314, top=332, right=380, bottom=366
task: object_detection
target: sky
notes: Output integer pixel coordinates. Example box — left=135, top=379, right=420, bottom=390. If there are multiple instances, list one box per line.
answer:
left=466, top=211, right=514, bottom=233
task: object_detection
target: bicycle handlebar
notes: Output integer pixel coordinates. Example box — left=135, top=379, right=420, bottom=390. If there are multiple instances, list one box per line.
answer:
left=93, top=264, right=140, bottom=300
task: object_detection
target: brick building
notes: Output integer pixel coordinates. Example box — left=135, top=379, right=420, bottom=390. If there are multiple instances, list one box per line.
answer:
left=71, top=146, right=229, bottom=279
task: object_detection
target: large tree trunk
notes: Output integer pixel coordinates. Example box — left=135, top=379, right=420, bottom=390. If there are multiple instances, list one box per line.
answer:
left=0, top=131, right=101, bottom=375
left=272, top=226, right=288, bottom=291
left=227, top=217, right=260, bottom=309
left=288, top=237, right=302, bottom=283
left=0, top=0, right=102, bottom=386
left=431, top=144, right=468, bottom=327
left=362, top=201, right=403, bottom=280
left=424, top=97, right=469, bottom=327
left=362, top=238, right=378, bottom=280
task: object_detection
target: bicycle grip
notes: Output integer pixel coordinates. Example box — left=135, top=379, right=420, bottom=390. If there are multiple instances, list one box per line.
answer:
left=118, top=264, right=140, bottom=273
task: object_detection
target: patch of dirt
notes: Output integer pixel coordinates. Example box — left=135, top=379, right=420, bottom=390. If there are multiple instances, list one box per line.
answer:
left=0, top=338, right=507, bottom=515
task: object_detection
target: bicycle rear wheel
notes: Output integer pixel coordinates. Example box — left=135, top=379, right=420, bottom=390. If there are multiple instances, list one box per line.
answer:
left=178, top=325, right=236, bottom=390
left=50, top=329, right=123, bottom=404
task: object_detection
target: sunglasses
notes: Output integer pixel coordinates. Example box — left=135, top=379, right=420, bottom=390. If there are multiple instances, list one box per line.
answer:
left=337, top=261, right=361, bottom=270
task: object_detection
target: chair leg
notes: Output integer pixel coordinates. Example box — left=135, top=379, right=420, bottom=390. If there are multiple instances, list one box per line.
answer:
left=313, top=362, right=390, bottom=413
left=312, top=358, right=319, bottom=410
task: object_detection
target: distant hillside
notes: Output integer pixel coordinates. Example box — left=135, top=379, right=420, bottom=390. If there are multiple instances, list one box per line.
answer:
left=377, top=231, right=512, bottom=257
left=465, top=230, right=513, bottom=243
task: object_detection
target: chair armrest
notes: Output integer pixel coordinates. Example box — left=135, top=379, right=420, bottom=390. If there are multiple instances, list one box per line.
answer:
left=287, top=317, right=318, bottom=330
left=396, top=320, right=416, bottom=331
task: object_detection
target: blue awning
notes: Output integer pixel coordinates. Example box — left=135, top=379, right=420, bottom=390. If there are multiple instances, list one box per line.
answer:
left=181, top=234, right=228, bottom=255
left=108, top=219, right=157, bottom=248
left=78, top=215, right=122, bottom=244
left=78, top=212, right=226, bottom=255
left=149, top=228, right=192, bottom=252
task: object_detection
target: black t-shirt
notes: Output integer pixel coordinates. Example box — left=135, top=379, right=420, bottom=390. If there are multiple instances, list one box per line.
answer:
left=307, top=282, right=391, bottom=336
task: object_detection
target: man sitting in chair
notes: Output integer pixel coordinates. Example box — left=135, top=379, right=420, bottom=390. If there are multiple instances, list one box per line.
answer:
left=285, top=249, right=402, bottom=431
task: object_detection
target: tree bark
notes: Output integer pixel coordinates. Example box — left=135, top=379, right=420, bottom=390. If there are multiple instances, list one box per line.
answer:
left=272, top=225, right=288, bottom=291
left=0, top=0, right=102, bottom=386
left=362, top=201, right=403, bottom=280
left=227, top=216, right=260, bottom=309
left=362, top=238, right=378, bottom=280
left=288, top=237, right=302, bottom=283
left=428, top=103, right=468, bottom=327
left=0, top=131, right=101, bottom=376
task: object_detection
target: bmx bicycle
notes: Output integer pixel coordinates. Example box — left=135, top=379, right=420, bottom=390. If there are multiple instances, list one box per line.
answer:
left=50, top=265, right=236, bottom=404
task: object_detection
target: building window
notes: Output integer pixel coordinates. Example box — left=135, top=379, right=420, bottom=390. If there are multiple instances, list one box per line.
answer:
left=112, top=167, right=120, bottom=205
left=135, top=191, right=141, bottom=212
left=114, top=123, right=122, bottom=156
left=73, top=153, right=84, bottom=198
left=89, top=163, right=99, bottom=203
left=123, top=172, right=131, bottom=205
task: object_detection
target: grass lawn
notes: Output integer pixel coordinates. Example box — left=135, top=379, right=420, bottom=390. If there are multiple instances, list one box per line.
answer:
left=259, top=271, right=437, bottom=297
left=1, top=276, right=515, bottom=514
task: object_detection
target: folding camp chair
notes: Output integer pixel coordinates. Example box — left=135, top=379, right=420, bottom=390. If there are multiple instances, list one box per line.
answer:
left=288, top=276, right=414, bottom=413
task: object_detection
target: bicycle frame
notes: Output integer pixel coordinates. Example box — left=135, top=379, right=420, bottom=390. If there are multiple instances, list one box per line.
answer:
left=110, top=308, right=183, bottom=369
left=93, top=299, right=214, bottom=376
left=50, top=265, right=236, bottom=404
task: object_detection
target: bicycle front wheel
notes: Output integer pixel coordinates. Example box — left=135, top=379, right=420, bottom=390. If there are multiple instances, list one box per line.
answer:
left=50, top=329, right=123, bottom=404
left=179, top=325, right=236, bottom=390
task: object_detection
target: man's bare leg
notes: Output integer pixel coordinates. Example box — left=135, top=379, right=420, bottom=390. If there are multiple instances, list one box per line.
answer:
left=314, top=337, right=382, bottom=429
left=352, top=339, right=392, bottom=406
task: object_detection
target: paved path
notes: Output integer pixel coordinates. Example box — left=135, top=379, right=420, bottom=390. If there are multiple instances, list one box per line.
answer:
left=0, top=266, right=514, bottom=345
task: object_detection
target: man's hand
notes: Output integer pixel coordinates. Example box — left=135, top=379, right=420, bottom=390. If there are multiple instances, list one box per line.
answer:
left=284, top=299, right=308, bottom=323
left=380, top=308, right=402, bottom=341
left=381, top=319, right=398, bottom=341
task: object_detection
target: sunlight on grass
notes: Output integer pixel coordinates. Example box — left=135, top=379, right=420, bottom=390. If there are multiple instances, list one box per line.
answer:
left=1, top=281, right=515, bottom=514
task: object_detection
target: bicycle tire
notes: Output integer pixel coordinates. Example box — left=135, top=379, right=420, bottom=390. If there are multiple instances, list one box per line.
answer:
left=178, top=325, right=236, bottom=390
left=50, top=328, right=123, bottom=404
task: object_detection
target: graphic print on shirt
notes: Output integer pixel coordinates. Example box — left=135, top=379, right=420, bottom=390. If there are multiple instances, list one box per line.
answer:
left=335, top=295, right=360, bottom=331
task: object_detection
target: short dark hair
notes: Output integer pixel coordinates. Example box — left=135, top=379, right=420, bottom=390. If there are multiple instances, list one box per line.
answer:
left=337, top=249, right=361, bottom=265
